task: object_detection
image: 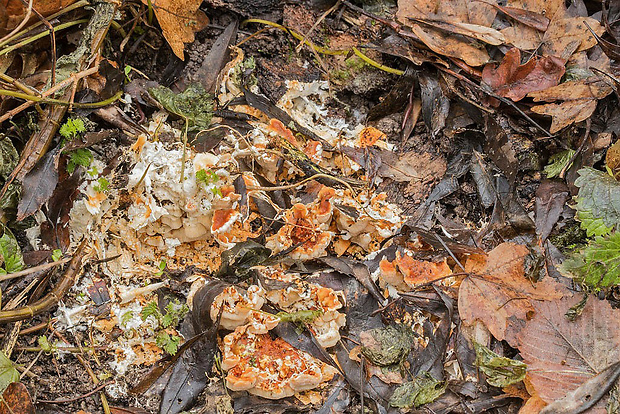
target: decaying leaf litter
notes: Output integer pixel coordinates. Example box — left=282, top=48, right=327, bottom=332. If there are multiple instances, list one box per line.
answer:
left=1, top=0, right=620, bottom=413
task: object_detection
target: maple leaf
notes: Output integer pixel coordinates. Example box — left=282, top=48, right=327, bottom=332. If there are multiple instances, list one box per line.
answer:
left=518, top=296, right=620, bottom=412
left=458, top=243, right=565, bottom=347
left=141, top=0, right=209, bottom=60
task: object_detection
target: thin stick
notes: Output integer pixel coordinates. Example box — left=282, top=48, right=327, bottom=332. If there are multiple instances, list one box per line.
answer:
left=0, top=89, right=122, bottom=108
left=21, top=0, right=57, bottom=85
left=0, top=66, right=99, bottom=123
left=0, top=240, right=88, bottom=323
left=246, top=173, right=355, bottom=192
left=37, top=380, right=114, bottom=404
left=0, top=0, right=88, bottom=49
left=0, top=257, right=71, bottom=282
left=0, top=19, right=89, bottom=56
left=0, top=0, right=33, bottom=45
left=295, top=0, right=341, bottom=54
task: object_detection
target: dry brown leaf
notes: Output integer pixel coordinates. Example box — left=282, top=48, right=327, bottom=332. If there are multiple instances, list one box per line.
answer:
left=518, top=395, right=548, bottom=414
left=518, top=296, right=620, bottom=412
left=0, top=0, right=77, bottom=36
left=0, top=383, right=34, bottom=414
left=410, top=24, right=490, bottom=67
left=506, top=0, right=565, bottom=19
left=457, top=243, right=566, bottom=347
left=528, top=78, right=614, bottom=101
left=531, top=100, right=597, bottom=133
left=397, top=0, right=492, bottom=66
left=541, top=17, right=604, bottom=58
left=140, top=0, right=208, bottom=60
left=501, top=26, right=542, bottom=50
left=482, top=48, right=565, bottom=101
left=528, top=78, right=613, bottom=133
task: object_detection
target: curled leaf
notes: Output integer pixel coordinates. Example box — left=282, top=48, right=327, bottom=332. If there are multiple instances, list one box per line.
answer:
left=474, top=341, right=527, bottom=387
left=149, top=83, right=213, bottom=131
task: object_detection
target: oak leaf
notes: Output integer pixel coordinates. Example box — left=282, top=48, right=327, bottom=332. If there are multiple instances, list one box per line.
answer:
left=457, top=243, right=565, bottom=347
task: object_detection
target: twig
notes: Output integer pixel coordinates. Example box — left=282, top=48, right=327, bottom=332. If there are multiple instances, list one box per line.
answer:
left=0, top=239, right=89, bottom=324
left=246, top=173, right=356, bottom=192
left=0, top=66, right=99, bottom=123
left=0, top=0, right=88, bottom=49
left=559, top=118, right=591, bottom=179
left=50, top=328, right=111, bottom=414
left=21, top=0, right=57, bottom=85
left=37, top=380, right=114, bottom=404
left=0, top=257, right=71, bottom=282
left=0, top=0, right=33, bottom=45
left=295, top=0, right=341, bottom=54
left=0, top=89, right=122, bottom=108
left=0, top=19, right=89, bottom=57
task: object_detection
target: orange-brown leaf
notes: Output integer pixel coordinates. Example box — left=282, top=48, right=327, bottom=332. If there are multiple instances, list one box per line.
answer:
left=518, top=296, right=620, bottom=412
left=457, top=243, right=565, bottom=347
left=141, top=0, right=209, bottom=60
left=0, top=383, right=34, bottom=414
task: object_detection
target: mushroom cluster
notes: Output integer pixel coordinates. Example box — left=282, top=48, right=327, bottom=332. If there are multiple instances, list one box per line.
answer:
left=378, top=249, right=452, bottom=292
left=263, top=269, right=346, bottom=348
left=221, top=325, right=338, bottom=399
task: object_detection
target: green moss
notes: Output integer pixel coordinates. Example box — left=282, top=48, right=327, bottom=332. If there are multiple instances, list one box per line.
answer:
left=549, top=221, right=587, bottom=252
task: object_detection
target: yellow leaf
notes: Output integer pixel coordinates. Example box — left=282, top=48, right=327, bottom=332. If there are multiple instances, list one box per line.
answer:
left=141, top=0, right=209, bottom=60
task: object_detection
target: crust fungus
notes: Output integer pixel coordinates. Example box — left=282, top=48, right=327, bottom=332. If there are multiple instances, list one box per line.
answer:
left=222, top=325, right=337, bottom=399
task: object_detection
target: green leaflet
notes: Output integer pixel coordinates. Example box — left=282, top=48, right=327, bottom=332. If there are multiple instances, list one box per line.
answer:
left=389, top=373, right=445, bottom=408
left=0, top=351, right=19, bottom=394
left=574, top=167, right=620, bottom=237
left=474, top=342, right=526, bottom=387
left=544, top=149, right=575, bottom=178
left=561, top=232, right=620, bottom=290
left=148, top=83, right=213, bottom=131
left=0, top=227, right=24, bottom=274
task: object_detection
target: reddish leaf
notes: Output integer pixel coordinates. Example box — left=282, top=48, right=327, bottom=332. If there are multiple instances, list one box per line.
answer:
left=0, top=383, right=34, bottom=414
left=482, top=48, right=565, bottom=102
left=518, top=296, right=620, bottom=412
left=458, top=243, right=566, bottom=347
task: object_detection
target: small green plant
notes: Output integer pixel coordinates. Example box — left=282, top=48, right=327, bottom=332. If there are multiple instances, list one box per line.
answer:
left=67, top=148, right=93, bottom=174
left=93, top=177, right=110, bottom=193
left=51, top=249, right=63, bottom=262
left=121, top=310, right=135, bottom=326
left=38, top=336, right=56, bottom=354
left=59, top=118, right=86, bottom=140
left=154, top=259, right=166, bottom=276
left=140, top=299, right=189, bottom=355
left=156, top=331, right=182, bottom=355
left=196, top=168, right=221, bottom=196
left=0, top=227, right=24, bottom=275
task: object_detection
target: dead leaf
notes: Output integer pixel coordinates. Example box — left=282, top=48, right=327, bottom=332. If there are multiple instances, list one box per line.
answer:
left=518, top=296, right=620, bottom=412
left=528, top=78, right=614, bottom=101
left=541, top=17, right=604, bottom=58
left=140, top=0, right=209, bottom=60
left=458, top=243, right=565, bottom=347
left=491, top=4, right=550, bottom=32
left=519, top=395, right=548, bottom=414
left=531, top=100, right=597, bottom=134
left=482, top=48, right=565, bottom=102
left=506, top=0, right=565, bottom=19
left=409, top=24, right=490, bottom=67
left=16, top=147, right=59, bottom=221
left=0, top=0, right=77, bottom=36
left=535, top=180, right=569, bottom=243
left=528, top=78, right=613, bottom=133
left=0, top=382, right=34, bottom=414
